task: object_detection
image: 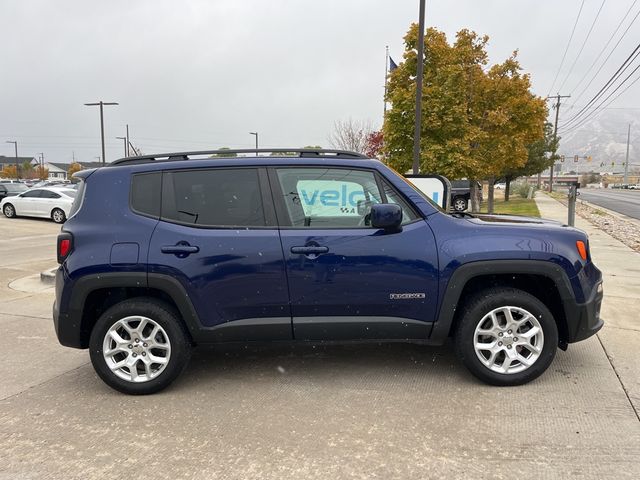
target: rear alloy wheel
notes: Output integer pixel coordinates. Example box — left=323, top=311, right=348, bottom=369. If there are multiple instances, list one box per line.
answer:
left=3, top=204, right=16, bottom=218
left=51, top=208, right=66, bottom=224
left=455, top=287, right=558, bottom=386
left=452, top=197, right=468, bottom=212
left=89, top=298, right=191, bottom=394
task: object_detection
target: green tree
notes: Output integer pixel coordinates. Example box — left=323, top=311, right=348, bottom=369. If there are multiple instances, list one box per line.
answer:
left=211, top=147, right=237, bottom=158
left=383, top=25, right=547, bottom=212
left=501, top=122, right=557, bottom=201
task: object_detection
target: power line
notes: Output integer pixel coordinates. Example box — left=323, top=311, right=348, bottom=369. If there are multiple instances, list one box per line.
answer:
left=569, top=1, right=640, bottom=106
left=568, top=0, right=638, bottom=97
left=547, top=0, right=586, bottom=96
left=560, top=41, right=640, bottom=128
left=560, top=69, right=640, bottom=135
left=558, top=0, right=608, bottom=93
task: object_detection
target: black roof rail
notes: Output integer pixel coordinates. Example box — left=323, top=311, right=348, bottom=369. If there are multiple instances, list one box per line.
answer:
left=109, top=148, right=368, bottom=166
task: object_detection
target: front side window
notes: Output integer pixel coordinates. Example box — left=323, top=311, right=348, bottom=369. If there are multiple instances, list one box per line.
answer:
left=161, top=168, right=265, bottom=227
left=21, top=190, right=42, bottom=198
left=275, top=168, right=384, bottom=228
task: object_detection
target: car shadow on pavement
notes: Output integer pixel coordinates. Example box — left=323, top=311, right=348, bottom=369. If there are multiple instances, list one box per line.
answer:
left=173, top=341, right=473, bottom=391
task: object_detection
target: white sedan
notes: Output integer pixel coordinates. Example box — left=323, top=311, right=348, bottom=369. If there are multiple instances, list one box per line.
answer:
left=1, top=187, right=77, bottom=223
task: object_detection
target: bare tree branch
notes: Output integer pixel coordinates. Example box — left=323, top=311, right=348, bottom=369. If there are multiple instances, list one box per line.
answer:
left=328, top=118, right=374, bottom=153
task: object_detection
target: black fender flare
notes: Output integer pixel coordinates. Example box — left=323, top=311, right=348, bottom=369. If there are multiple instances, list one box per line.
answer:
left=429, top=260, right=576, bottom=342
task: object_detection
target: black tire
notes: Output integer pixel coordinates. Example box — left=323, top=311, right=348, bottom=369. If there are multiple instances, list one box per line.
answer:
left=454, top=287, right=558, bottom=386
left=89, top=298, right=192, bottom=395
left=3, top=203, right=16, bottom=218
left=51, top=208, right=66, bottom=224
left=452, top=196, right=468, bottom=212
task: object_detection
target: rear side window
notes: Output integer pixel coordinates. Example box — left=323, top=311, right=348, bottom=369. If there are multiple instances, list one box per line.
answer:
left=161, top=168, right=265, bottom=227
left=131, top=173, right=161, bottom=218
left=41, top=190, right=61, bottom=199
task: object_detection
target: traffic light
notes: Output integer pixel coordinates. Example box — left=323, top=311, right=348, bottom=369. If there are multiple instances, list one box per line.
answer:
left=560, top=155, right=565, bottom=162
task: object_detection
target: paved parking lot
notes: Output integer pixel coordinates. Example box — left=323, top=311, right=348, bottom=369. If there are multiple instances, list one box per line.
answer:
left=0, top=212, right=639, bottom=479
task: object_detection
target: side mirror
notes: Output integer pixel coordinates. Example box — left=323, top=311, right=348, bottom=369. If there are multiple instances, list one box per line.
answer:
left=370, top=203, right=402, bottom=231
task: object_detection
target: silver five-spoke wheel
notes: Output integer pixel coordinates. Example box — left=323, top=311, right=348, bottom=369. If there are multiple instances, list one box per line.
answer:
left=473, top=306, right=544, bottom=374
left=103, top=316, right=171, bottom=383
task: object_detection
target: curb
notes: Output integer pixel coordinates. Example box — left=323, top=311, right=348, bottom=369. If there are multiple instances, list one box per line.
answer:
left=40, top=267, right=57, bottom=285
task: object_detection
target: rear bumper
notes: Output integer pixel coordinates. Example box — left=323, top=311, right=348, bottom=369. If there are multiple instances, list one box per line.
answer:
left=53, top=266, right=86, bottom=349
left=565, top=273, right=604, bottom=343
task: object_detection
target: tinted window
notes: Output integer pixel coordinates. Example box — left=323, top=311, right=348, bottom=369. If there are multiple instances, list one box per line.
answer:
left=131, top=173, right=161, bottom=218
left=275, top=168, right=383, bottom=228
left=161, top=168, right=265, bottom=227
left=22, top=190, right=43, bottom=198
left=40, top=190, right=61, bottom=199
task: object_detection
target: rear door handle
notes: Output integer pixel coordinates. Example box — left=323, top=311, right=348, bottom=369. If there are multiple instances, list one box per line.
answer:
left=161, top=243, right=200, bottom=256
left=290, top=246, right=329, bottom=255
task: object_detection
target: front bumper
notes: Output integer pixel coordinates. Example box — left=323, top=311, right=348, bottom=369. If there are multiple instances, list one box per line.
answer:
left=565, top=277, right=604, bottom=343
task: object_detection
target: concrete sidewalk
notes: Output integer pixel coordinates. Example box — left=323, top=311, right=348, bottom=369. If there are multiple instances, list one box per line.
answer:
left=536, top=192, right=640, bottom=417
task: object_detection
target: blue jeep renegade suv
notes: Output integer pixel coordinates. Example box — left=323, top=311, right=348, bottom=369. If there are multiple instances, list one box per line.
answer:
left=53, top=148, right=604, bottom=394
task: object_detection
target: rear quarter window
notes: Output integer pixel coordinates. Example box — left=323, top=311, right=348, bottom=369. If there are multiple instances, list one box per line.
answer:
left=131, top=173, right=161, bottom=218
left=69, top=181, right=86, bottom=218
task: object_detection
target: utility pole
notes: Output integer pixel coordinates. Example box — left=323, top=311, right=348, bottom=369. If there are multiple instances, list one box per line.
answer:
left=412, top=0, right=426, bottom=175
left=249, top=132, right=259, bottom=156
left=547, top=94, right=570, bottom=192
left=5, top=140, right=18, bottom=179
left=126, top=124, right=130, bottom=156
left=38, top=152, right=44, bottom=169
left=624, top=123, right=631, bottom=184
left=84, top=101, right=118, bottom=165
left=116, top=136, right=127, bottom=157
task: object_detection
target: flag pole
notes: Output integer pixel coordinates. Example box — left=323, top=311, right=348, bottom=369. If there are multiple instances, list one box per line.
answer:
left=384, top=45, right=389, bottom=120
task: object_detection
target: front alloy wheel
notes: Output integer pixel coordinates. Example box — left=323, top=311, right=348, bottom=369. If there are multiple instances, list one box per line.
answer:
left=3, top=204, right=16, bottom=218
left=473, top=306, right=544, bottom=374
left=455, top=287, right=558, bottom=386
left=90, top=298, right=191, bottom=394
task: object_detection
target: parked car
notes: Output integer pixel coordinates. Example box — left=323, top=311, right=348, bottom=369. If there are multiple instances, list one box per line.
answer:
left=53, top=148, right=603, bottom=394
left=629, top=184, right=640, bottom=190
left=494, top=182, right=506, bottom=190
left=450, top=179, right=483, bottom=211
left=1, top=187, right=76, bottom=223
left=0, top=182, right=28, bottom=200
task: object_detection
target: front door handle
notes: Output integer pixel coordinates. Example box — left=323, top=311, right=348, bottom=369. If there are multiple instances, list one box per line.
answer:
left=291, top=246, right=329, bottom=255
left=161, top=243, right=200, bottom=257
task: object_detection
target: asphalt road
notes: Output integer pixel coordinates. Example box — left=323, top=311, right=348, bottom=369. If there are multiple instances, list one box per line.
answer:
left=578, top=188, right=640, bottom=219
left=0, top=214, right=639, bottom=479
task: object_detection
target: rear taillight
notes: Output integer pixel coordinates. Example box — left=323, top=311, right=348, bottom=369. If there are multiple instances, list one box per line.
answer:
left=57, top=233, right=73, bottom=264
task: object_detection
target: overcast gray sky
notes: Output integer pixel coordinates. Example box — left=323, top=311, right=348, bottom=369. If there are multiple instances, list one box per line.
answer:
left=1, top=0, right=638, bottom=163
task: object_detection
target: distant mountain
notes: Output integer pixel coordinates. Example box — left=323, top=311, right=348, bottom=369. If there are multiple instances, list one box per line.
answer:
left=556, top=109, right=639, bottom=174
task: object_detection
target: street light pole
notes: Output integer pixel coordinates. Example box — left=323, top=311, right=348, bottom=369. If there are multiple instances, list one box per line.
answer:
left=249, top=132, right=259, bottom=156
left=84, top=101, right=118, bottom=165
left=5, top=140, right=18, bottom=179
left=624, top=123, right=631, bottom=185
left=412, top=0, right=426, bottom=175
left=116, top=137, right=127, bottom=157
